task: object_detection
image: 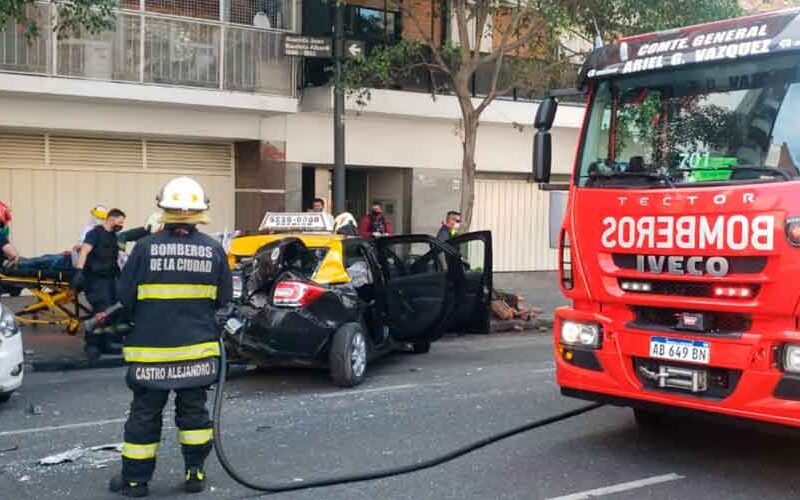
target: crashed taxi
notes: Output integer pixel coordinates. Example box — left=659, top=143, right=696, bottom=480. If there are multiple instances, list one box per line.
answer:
left=223, top=212, right=492, bottom=387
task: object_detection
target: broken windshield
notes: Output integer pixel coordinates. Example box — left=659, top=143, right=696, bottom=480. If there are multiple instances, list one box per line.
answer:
left=577, top=53, right=800, bottom=188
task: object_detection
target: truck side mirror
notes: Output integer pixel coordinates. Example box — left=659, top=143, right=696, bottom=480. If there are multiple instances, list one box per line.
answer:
left=533, top=132, right=552, bottom=183
left=533, top=97, right=557, bottom=183
left=534, top=97, right=558, bottom=130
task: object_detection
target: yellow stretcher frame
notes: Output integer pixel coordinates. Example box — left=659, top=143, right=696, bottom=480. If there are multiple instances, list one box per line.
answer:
left=0, top=272, right=92, bottom=334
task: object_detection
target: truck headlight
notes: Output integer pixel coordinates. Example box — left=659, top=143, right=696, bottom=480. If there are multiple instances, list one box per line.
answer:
left=560, top=321, right=601, bottom=349
left=0, top=306, right=19, bottom=338
left=784, top=344, right=800, bottom=373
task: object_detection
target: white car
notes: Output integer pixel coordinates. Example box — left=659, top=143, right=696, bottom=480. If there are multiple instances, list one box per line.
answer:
left=0, top=302, right=23, bottom=403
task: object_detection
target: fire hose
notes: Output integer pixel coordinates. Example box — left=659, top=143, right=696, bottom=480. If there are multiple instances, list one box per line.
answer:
left=86, top=305, right=605, bottom=494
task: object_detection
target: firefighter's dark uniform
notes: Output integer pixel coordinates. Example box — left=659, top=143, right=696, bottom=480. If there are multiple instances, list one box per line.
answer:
left=116, top=225, right=232, bottom=483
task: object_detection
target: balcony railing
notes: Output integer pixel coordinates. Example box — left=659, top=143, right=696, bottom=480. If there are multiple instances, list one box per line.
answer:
left=0, top=2, right=298, bottom=98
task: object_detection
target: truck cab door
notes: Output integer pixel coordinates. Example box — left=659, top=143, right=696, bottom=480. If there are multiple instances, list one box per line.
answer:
left=444, top=231, right=493, bottom=334
left=374, top=235, right=461, bottom=342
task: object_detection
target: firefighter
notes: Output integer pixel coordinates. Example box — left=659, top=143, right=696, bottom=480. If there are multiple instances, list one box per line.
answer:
left=109, top=177, right=232, bottom=497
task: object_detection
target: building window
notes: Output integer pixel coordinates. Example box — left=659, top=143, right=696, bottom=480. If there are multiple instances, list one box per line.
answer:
left=346, top=6, right=401, bottom=46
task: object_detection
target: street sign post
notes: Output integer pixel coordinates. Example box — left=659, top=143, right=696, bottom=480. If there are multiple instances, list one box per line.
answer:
left=284, top=35, right=333, bottom=58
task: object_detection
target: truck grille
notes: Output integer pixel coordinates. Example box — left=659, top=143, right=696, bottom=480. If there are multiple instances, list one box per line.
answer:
left=629, top=306, right=750, bottom=336
left=612, top=254, right=767, bottom=274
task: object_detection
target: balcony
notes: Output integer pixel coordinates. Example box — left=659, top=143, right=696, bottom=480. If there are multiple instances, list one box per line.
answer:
left=0, top=1, right=298, bottom=98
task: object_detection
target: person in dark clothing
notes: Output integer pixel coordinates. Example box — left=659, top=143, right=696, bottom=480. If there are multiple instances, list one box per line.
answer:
left=73, top=208, right=126, bottom=360
left=358, top=202, right=393, bottom=239
left=310, top=198, right=325, bottom=213
left=109, top=177, right=232, bottom=498
left=436, top=210, right=461, bottom=241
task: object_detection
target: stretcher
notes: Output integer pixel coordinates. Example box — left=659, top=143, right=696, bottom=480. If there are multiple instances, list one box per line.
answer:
left=0, top=269, right=92, bottom=334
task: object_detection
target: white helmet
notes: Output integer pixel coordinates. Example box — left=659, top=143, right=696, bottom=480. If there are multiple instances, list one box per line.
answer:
left=333, top=212, right=357, bottom=231
left=157, top=177, right=209, bottom=211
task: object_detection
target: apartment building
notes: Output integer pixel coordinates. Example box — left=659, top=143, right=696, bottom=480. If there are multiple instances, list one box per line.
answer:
left=0, top=0, right=583, bottom=272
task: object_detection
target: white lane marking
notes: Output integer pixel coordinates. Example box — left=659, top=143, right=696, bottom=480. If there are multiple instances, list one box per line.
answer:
left=0, top=418, right=127, bottom=437
left=317, top=383, right=423, bottom=398
left=545, top=473, right=684, bottom=500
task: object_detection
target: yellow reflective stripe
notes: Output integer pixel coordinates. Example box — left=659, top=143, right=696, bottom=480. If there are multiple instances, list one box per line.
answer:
left=137, top=284, right=217, bottom=300
left=123, top=342, right=220, bottom=363
left=179, top=428, right=213, bottom=446
left=122, top=442, right=159, bottom=460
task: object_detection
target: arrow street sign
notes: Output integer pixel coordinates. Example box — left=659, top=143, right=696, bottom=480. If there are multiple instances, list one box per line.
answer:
left=284, top=35, right=332, bottom=58
left=345, top=40, right=366, bottom=59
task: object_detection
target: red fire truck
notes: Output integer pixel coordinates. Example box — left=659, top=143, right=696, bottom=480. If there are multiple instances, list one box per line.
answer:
left=533, top=8, right=800, bottom=427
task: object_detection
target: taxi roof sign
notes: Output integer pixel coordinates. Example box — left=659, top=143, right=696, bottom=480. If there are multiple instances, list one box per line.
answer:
left=259, top=212, right=335, bottom=233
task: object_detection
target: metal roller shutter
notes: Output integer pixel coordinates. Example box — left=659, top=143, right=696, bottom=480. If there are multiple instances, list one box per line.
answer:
left=473, top=178, right=558, bottom=272
left=0, top=134, right=45, bottom=168
left=146, top=141, right=232, bottom=173
left=0, top=133, right=234, bottom=256
left=49, top=136, right=142, bottom=170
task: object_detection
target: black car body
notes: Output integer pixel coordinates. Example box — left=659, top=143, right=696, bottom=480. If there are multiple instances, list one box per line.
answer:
left=223, top=231, right=492, bottom=386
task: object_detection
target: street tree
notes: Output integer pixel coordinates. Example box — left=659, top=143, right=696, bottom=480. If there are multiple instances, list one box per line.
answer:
left=343, top=0, right=741, bottom=231
left=0, top=0, right=117, bottom=38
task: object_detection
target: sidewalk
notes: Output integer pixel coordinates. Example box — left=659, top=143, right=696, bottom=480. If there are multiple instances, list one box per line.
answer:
left=493, top=271, right=567, bottom=320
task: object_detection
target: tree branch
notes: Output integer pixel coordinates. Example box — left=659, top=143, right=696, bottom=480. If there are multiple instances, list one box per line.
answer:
left=478, top=6, right=541, bottom=66
left=389, top=0, right=452, bottom=73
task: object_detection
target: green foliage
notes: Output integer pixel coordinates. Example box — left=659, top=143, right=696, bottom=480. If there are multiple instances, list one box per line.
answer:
left=0, top=0, right=117, bottom=39
left=545, top=0, right=742, bottom=40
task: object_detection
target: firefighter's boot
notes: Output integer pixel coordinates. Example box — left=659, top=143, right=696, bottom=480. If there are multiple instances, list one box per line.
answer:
left=109, top=475, right=149, bottom=498
left=184, top=467, right=206, bottom=493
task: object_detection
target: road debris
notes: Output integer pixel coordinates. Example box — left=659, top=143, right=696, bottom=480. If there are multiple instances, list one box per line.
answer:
left=39, top=447, right=84, bottom=465
left=38, top=443, right=123, bottom=467
left=0, top=444, right=18, bottom=453
left=28, top=405, right=43, bottom=416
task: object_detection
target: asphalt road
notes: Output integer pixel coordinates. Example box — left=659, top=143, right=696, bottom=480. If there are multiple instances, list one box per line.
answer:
left=2, top=333, right=800, bottom=500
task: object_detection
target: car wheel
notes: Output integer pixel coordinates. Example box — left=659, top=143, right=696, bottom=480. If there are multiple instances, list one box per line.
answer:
left=411, top=340, right=431, bottom=354
left=330, top=323, right=368, bottom=388
left=0, top=392, right=12, bottom=403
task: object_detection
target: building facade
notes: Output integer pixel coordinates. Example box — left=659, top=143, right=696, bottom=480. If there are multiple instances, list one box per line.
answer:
left=0, top=0, right=583, bottom=272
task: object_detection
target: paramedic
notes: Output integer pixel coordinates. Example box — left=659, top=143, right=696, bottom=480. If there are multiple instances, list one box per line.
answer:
left=108, top=177, right=232, bottom=497
left=73, top=208, right=126, bottom=359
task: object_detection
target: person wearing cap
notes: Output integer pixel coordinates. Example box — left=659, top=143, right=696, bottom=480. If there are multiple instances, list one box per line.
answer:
left=108, top=177, right=231, bottom=497
left=72, top=205, right=110, bottom=267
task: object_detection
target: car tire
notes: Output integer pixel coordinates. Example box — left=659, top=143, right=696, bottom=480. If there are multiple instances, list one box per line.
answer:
left=330, top=323, right=368, bottom=388
left=0, top=392, right=12, bottom=403
left=411, top=340, right=431, bottom=354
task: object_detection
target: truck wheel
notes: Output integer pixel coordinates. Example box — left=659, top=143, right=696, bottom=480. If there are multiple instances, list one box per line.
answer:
left=411, top=340, right=431, bottom=354
left=330, top=323, right=368, bottom=387
left=633, top=408, right=663, bottom=429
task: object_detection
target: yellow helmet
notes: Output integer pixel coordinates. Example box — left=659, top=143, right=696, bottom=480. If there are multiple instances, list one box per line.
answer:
left=90, top=204, right=109, bottom=220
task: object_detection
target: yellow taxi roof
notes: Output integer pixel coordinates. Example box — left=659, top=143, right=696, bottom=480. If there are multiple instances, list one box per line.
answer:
left=227, top=232, right=351, bottom=284
left=228, top=232, right=348, bottom=257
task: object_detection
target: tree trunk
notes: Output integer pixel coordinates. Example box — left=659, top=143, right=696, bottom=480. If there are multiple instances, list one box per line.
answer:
left=459, top=113, right=479, bottom=232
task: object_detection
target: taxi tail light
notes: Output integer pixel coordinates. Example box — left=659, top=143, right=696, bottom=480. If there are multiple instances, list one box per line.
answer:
left=273, top=281, right=326, bottom=307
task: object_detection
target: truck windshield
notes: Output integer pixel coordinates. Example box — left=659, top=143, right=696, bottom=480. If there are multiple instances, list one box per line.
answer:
left=577, top=54, right=800, bottom=188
